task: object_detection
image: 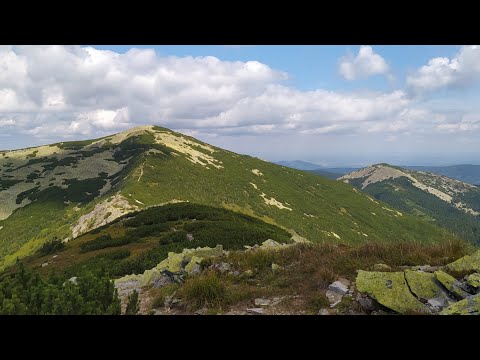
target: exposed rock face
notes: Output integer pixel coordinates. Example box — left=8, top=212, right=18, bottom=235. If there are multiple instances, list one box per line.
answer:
left=434, top=270, right=471, bottom=300
left=445, top=250, right=480, bottom=273
left=115, top=245, right=225, bottom=288
left=440, top=294, right=480, bottom=315
left=356, top=270, right=429, bottom=314
left=71, top=194, right=139, bottom=238
left=466, top=273, right=480, bottom=289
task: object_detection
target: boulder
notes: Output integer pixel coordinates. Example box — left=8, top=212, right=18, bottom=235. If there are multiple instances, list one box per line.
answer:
left=445, top=250, right=480, bottom=273
left=404, top=270, right=450, bottom=301
left=434, top=270, right=471, bottom=299
left=326, top=290, right=343, bottom=305
left=318, top=309, right=330, bottom=315
left=214, top=262, right=232, bottom=273
left=152, top=275, right=172, bottom=288
left=440, top=293, right=480, bottom=315
left=254, top=298, right=271, bottom=306
left=355, top=293, right=377, bottom=312
left=184, top=256, right=203, bottom=274
left=427, top=297, right=449, bottom=312
left=328, top=281, right=349, bottom=295
left=372, top=263, right=392, bottom=271
left=465, top=273, right=480, bottom=288
left=356, top=270, right=429, bottom=314
left=246, top=308, right=265, bottom=315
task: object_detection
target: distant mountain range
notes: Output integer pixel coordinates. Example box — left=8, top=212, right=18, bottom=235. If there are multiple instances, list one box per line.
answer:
left=341, top=164, right=480, bottom=244
left=277, top=160, right=480, bottom=185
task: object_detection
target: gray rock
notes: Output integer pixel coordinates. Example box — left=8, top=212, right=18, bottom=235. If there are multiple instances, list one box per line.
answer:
left=52, top=255, right=58, bottom=259
left=246, top=308, right=265, bottom=315
left=186, top=233, right=194, bottom=241
left=41, top=262, right=49, bottom=268
left=326, top=290, right=343, bottom=304
left=254, top=298, right=271, bottom=306
left=194, top=307, right=208, bottom=315
left=427, top=297, right=449, bottom=311
left=152, top=275, right=173, bottom=288
left=215, top=262, right=231, bottom=273
left=328, top=281, right=349, bottom=295
left=189, top=264, right=202, bottom=276
left=230, top=270, right=241, bottom=277
left=357, top=296, right=377, bottom=312
left=318, top=309, right=330, bottom=315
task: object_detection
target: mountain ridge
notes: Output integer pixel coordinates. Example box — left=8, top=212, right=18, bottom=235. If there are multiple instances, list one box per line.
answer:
left=0, top=126, right=454, bottom=269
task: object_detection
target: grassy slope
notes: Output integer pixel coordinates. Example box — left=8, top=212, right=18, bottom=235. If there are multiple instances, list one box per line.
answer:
left=0, top=126, right=455, bottom=269
left=346, top=175, right=480, bottom=244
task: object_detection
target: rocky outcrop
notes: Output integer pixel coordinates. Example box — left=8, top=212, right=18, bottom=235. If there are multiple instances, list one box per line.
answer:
left=440, top=294, right=480, bottom=315
left=115, top=245, right=225, bottom=288
left=355, top=250, right=480, bottom=315
left=445, top=250, right=480, bottom=273
left=356, top=270, right=429, bottom=314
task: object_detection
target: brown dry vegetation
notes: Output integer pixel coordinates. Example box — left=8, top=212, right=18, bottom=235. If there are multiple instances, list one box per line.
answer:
left=170, top=239, right=473, bottom=314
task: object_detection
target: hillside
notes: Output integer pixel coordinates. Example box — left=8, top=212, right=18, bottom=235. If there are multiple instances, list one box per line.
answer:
left=307, top=169, right=342, bottom=180
left=404, top=165, right=480, bottom=186
left=341, top=164, right=480, bottom=244
left=0, top=126, right=454, bottom=269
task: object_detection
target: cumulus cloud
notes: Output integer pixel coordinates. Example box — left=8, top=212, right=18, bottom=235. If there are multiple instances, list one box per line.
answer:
left=0, top=45, right=478, bottom=152
left=407, top=45, right=480, bottom=94
left=339, top=46, right=390, bottom=80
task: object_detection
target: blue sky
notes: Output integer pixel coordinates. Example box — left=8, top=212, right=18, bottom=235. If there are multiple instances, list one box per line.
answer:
left=1, top=45, right=479, bottom=166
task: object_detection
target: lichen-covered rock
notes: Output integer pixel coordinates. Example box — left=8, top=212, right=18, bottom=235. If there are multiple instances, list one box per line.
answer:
left=440, top=294, right=480, bottom=315
left=434, top=270, right=471, bottom=299
left=184, top=256, right=203, bottom=274
left=445, top=250, right=480, bottom=273
left=356, top=270, right=429, bottom=314
left=404, top=270, right=449, bottom=300
left=465, top=273, right=480, bottom=288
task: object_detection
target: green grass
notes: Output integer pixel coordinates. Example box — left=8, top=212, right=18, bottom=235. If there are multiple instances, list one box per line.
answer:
left=0, top=125, right=459, bottom=270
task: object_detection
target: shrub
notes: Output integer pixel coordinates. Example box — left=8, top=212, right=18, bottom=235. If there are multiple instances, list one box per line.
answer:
left=39, top=239, right=65, bottom=256
left=125, top=290, right=140, bottom=315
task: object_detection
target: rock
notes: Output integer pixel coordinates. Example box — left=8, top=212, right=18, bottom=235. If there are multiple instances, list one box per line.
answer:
left=243, top=270, right=254, bottom=278
left=465, top=273, right=480, bottom=288
left=440, top=293, right=480, bottom=315
left=427, top=297, right=449, bottom=311
left=434, top=270, right=471, bottom=299
left=231, top=270, right=240, bottom=277
left=67, top=276, right=78, bottom=285
left=215, top=262, right=231, bottom=273
left=185, top=256, right=202, bottom=274
left=41, top=262, right=49, bottom=268
left=52, top=255, right=58, bottom=259
left=412, top=265, right=441, bottom=273
left=328, top=281, right=349, bottom=295
left=246, top=308, right=265, bottom=315
left=445, top=250, right=480, bottom=273
left=186, top=233, right=194, bottom=241
left=254, top=298, right=271, bottom=306
left=194, top=308, right=208, bottom=315
left=404, top=270, right=450, bottom=300
left=355, top=293, right=377, bottom=312
left=271, top=263, right=283, bottom=272
left=318, top=309, right=330, bottom=315
left=152, top=275, right=172, bottom=288
left=188, top=263, right=202, bottom=276
left=271, top=297, right=284, bottom=306
left=356, top=270, right=429, bottom=314
left=373, top=263, right=392, bottom=271
left=326, top=290, right=343, bottom=305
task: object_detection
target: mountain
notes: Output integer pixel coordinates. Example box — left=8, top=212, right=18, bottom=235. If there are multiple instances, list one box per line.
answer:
left=0, top=126, right=453, bottom=270
left=275, top=160, right=358, bottom=176
left=404, top=165, right=480, bottom=186
left=275, top=160, right=323, bottom=171
left=340, top=164, right=480, bottom=244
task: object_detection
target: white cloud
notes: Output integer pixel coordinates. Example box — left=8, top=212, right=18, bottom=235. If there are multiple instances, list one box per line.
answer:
left=0, top=45, right=478, bottom=152
left=339, top=46, right=390, bottom=80
left=407, top=45, right=480, bottom=94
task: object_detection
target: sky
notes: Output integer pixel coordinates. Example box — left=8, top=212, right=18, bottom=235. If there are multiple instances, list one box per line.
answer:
left=0, top=45, right=479, bottom=167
